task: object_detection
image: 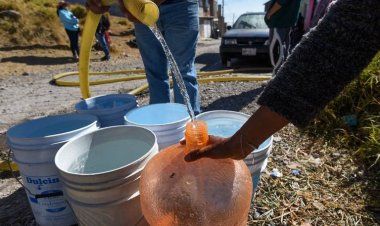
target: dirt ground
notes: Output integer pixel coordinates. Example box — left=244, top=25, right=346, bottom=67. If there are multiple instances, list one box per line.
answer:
left=0, top=30, right=379, bottom=225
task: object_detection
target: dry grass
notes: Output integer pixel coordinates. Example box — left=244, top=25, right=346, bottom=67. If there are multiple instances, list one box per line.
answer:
left=0, top=0, right=134, bottom=47
left=250, top=126, right=380, bottom=225
left=307, top=53, right=380, bottom=167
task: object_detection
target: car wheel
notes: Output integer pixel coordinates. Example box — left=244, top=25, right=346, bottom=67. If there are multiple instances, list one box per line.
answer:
left=221, top=55, right=229, bottom=66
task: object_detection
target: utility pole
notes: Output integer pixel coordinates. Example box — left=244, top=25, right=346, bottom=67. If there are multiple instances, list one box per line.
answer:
left=222, top=0, right=224, bottom=17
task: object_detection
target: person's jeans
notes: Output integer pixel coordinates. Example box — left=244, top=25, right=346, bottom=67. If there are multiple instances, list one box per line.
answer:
left=65, top=29, right=79, bottom=57
left=134, top=0, right=200, bottom=115
left=96, top=32, right=110, bottom=59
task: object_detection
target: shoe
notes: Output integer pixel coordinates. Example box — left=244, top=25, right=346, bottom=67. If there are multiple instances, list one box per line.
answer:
left=73, top=55, right=79, bottom=61
left=101, top=55, right=110, bottom=61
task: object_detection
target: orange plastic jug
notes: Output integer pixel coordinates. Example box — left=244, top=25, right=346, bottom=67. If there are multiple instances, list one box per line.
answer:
left=139, top=120, right=253, bottom=226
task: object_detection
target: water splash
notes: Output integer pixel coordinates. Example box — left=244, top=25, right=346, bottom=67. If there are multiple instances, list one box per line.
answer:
left=149, top=25, right=195, bottom=121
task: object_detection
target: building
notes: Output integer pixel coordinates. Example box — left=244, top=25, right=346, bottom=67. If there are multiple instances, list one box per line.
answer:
left=198, top=0, right=223, bottom=39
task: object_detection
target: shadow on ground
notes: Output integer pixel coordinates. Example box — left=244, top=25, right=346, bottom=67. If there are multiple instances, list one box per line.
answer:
left=342, top=163, right=380, bottom=223
left=195, top=52, right=273, bottom=73
left=0, top=186, right=35, bottom=225
left=0, top=44, right=69, bottom=51
left=202, top=86, right=264, bottom=112
left=1, top=56, right=75, bottom=65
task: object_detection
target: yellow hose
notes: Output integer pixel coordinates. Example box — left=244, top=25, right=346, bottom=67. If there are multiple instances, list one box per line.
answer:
left=79, top=0, right=159, bottom=99
left=127, top=75, right=271, bottom=95
left=79, top=11, right=101, bottom=99
left=53, top=68, right=271, bottom=95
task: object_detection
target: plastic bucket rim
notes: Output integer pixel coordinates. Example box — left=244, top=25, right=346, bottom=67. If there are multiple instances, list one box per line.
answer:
left=196, top=109, right=250, bottom=120
left=55, top=125, right=158, bottom=177
left=65, top=190, right=140, bottom=207
left=61, top=163, right=145, bottom=188
left=196, top=110, right=273, bottom=153
left=124, top=103, right=190, bottom=127
left=75, top=94, right=137, bottom=113
left=6, top=114, right=98, bottom=144
left=13, top=154, right=55, bottom=166
left=77, top=102, right=138, bottom=115
left=6, top=122, right=99, bottom=151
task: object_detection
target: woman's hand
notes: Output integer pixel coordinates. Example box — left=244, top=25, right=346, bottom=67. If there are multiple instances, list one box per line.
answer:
left=183, top=133, right=254, bottom=162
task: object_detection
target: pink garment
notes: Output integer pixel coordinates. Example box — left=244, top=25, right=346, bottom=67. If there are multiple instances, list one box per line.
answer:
left=310, top=0, right=333, bottom=28
left=303, top=0, right=316, bottom=31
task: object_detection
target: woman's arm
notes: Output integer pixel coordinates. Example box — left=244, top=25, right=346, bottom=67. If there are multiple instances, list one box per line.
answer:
left=59, top=10, right=78, bottom=25
left=186, top=0, right=380, bottom=161
left=185, top=106, right=288, bottom=161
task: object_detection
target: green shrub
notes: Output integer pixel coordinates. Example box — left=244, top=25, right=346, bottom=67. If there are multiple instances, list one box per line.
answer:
left=118, top=20, right=128, bottom=25
left=43, top=2, right=54, bottom=8
left=35, top=7, right=55, bottom=19
left=71, top=5, right=87, bottom=19
left=0, top=2, right=19, bottom=11
left=0, top=19, right=13, bottom=31
left=308, top=52, right=380, bottom=165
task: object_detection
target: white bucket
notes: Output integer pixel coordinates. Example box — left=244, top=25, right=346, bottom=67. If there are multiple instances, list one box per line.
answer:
left=6, top=113, right=99, bottom=226
left=196, top=110, right=273, bottom=192
left=55, top=125, right=158, bottom=226
left=124, top=103, right=190, bottom=150
left=75, top=94, right=138, bottom=127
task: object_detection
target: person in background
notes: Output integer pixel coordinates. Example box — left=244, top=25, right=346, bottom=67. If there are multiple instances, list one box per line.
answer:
left=184, top=0, right=380, bottom=161
left=265, top=0, right=302, bottom=74
left=87, top=0, right=201, bottom=115
left=57, top=1, right=80, bottom=60
left=309, top=0, right=334, bottom=29
left=96, top=14, right=111, bottom=61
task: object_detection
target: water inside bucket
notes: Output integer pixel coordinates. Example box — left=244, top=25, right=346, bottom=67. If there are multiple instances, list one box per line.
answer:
left=125, top=103, right=189, bottom=126
left=76, top=94, right=137, bottom=112
left=196, top=111, right=272, bottom=150
left=206, top=118, right=243, bottom=137
left=69, top=138, right=152, bottom=174
left=7, top=114, right=98, bottom=143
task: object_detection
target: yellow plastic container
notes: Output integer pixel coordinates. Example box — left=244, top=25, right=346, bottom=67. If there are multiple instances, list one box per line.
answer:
left=0, top=160, right=19, bottom=172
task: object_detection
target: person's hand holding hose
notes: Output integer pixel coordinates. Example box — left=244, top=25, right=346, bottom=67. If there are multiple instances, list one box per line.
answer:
left=117, top=0, right=164, bottom=23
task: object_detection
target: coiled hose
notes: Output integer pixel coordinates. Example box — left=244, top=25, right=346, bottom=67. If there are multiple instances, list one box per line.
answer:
left=53, top=69, right=271, bottom=96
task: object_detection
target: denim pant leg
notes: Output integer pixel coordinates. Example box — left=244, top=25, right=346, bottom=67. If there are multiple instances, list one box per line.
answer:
left=135, top=23, right=171, bottom=104
left=96, top=32, right=110, bottom=58
left=161, top=0, right=200, bottom=115
left=65, top=29, right=79, bottom=57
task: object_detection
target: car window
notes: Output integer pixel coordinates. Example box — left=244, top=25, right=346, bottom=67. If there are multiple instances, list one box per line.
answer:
left=233, top=14, right=267, bottom=29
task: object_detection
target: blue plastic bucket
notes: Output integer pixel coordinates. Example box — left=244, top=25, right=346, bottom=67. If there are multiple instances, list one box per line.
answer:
left=6, top=113, right=99, bottom=226
left=75, top=94, right=137, bottom=127
left=196, top=110, right=273, bottom=192
left=124, top=103, right=190, bottom=149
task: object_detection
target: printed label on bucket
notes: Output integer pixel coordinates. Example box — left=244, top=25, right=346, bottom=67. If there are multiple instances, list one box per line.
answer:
left=21, top=174, right=77, bottom=226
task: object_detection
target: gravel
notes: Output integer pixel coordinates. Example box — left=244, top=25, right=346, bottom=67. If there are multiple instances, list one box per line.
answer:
left=1, top=39, right=378, bottom=225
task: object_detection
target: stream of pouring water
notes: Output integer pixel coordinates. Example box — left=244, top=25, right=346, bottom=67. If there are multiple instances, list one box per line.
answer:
left=149, top=25, right=195, bottom=121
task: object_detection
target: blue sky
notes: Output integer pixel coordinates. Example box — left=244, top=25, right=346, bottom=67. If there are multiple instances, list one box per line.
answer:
left=217, top=0, right=268, bottom=25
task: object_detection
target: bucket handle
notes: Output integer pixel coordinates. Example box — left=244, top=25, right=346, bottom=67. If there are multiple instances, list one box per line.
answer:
left=6, top=148, right=64, bottom=199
